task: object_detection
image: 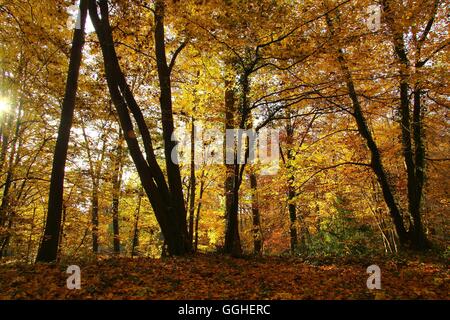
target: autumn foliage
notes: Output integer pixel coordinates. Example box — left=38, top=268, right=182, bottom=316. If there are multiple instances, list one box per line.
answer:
left=0, top=254, right=447, bottom=300
left=0, top=0, right=448, bottom=300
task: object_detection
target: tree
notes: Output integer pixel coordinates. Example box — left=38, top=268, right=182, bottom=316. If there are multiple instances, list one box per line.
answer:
left=187, top=117, right=196, bottom=246
left=0, top=0, right=447, bottom=262
left=381, top=0, right=437, bottom=249
left=88, top=0, right=190, bottom=255
left=111, top=130, right=124, bottom=254
left=36, top=0, right=88, bottom=262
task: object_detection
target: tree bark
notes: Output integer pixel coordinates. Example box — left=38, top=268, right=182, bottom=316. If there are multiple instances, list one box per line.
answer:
left=131, top=187, right=142, bottom=257
left=154, top=0, right=187, bottom=221
left=382, top=0, right=430, bottom=249
left=91, top=182, right=99, bottom=253
left=81, top=121, right=106, bottom=255
left=0, top=102, right=22, bottom=258
left=285, top=115, right=298, bottom=252
left=56, top=205, right=67, bottom=261
left=0, top=113, right=13, bottom=174
left=26, top=206, right=37, bottom=263
left=88, top=0, right=190, bottom=255
left=194, top=171, right=205, bottom=252
left=188, top=117, right=196, bottom=245
left=249, top=171, right=262, bottom=255
left=36, top=0, right=88, bottom=263
left=223, top=72, right=242, bottom=256
left=325, top=14, right=409, bottom=246
left=111, top=131, right=123, bottom=254
left=340, top=54, right=409, bottom=245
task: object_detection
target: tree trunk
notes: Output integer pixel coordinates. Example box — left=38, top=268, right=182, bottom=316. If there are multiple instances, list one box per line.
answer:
left=382, top=0, right=430, bottom=249
left=341, top=57, right=409, bottom=245
left=131, top=187, right=142, bottom=257
left=91, top=182, right=99, bottom=253
left=81, top=117, right=108, bottom=256
left=154, top=0, right=187, bottom=214
left=88, top=0, right=190, bottom=255
left=224, top=67, right=255, bottom=256
left=194, top=171, right=205, bottom=252
left=26, top=207, right=36, bottom=263
left=325, top=14, right=410, bottom=246
left=288, top=186, right=298, bottom=253
left=111, top=131, right=123, bottom=254
left=285, top=116, right=298, bottom=253
left=249, top=172, right=262, bottom=255
left=0, top=113, right=13, bottom=174
left=36, top=0, right=88, bottom=262
left=0, top=95, right=23, bottom=259
left=410, top=86, right=427, bottom=248
left=188, top=117, right=196, bottom=245
left=56, top=205, right=67, bottom=261
left=223, top=75, right=235, bottom=250
left=223, top=72, right=242, bottom=256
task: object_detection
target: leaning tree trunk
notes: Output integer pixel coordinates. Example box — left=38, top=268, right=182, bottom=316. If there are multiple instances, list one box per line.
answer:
left=153, top=0, right=190, bottom=253
left=88, top=0, right=190, bottom=255
left=339, top=52, right=409, bottom=245
left=325, top=13, right=410, bottom=247
left=36, top=0, right=88, bottom=263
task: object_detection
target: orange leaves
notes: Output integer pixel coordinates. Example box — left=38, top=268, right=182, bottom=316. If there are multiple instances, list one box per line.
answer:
left=0, top=254, right=448, bottom=300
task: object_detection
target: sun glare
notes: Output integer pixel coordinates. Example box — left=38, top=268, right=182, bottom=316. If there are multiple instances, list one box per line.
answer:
left=0, top=97, right=9, bottom=113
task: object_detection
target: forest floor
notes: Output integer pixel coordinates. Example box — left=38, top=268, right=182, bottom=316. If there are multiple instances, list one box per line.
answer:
left=0, top=253, right=448, bottom=300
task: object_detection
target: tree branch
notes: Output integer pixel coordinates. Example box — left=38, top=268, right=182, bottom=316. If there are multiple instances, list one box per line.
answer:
left=169, top=40, right=188, bottom=75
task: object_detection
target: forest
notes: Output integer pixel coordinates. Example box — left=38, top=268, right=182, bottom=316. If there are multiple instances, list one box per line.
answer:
left=0, top=0, right=448, bottom=300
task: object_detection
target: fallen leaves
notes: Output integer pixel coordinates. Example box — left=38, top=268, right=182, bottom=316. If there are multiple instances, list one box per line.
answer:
left=0, top=254, right=448, bottom=300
